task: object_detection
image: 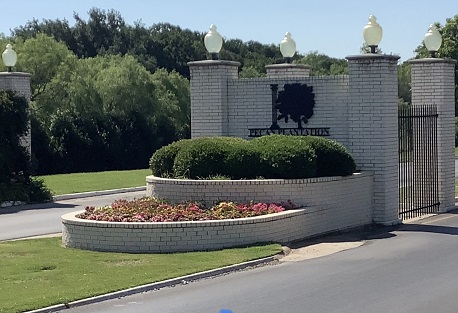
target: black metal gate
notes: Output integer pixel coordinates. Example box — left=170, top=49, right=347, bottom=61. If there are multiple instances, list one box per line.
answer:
left=398, top=105, right=440, bottom=219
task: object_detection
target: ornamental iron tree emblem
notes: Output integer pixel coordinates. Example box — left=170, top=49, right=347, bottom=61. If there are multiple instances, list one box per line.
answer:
left=274, top=83, right=315, bottom=129
left=249, top=83, right=327, bottom=137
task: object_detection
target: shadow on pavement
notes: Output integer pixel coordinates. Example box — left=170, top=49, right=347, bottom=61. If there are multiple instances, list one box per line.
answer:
left=396, top=223, right=458, bottom=235
left=286, top=224, right=398, bottom=250
left=0, top=201, right=77, bottom=215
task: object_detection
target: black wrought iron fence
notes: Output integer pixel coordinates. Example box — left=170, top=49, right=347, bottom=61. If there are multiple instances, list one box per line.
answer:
left=398, top=105, right=439, bottom=219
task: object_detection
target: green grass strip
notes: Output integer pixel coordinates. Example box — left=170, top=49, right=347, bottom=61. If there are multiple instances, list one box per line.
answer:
left=0, top=237, right=281, bottom=312
left=35, top=169, right=151, bottom=195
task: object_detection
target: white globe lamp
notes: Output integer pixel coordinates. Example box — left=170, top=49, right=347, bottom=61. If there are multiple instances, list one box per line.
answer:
left=204, top=24, right=223, bottom=60
left=363, top=15, right=383, bottom=53
left=2, top=44, right=17, bottom=72
left=424, top=24, right=442, bottom=58
left=280, top=32, right=296, bottom=63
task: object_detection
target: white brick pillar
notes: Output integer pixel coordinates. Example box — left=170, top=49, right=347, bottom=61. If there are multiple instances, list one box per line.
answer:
left=187, top=60, right=240, bottom=138
left=346, top=54, right=400, bottom=225
left=410, top=58, right=456, bottom=212
left=0, top=72, right=32, bottom=156
left=265, top=63, right=311, bottom=78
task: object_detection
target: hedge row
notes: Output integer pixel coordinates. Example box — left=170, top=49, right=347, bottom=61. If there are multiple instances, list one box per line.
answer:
left=0, top=90, right=52, bottom=203
left=149, top=135, right=356, bottom=179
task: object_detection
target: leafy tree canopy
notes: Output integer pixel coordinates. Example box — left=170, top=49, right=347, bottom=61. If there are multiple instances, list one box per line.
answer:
left=297, top=51, right=348, bottom=76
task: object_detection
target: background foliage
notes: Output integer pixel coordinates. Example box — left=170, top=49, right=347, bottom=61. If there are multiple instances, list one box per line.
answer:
left=0, top=90, right=51, bottom=202
left=1, top=9, right=457, bottom=176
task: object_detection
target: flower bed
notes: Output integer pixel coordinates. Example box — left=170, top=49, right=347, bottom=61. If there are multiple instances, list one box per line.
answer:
left=77, top=198, right=291, bottom=222
left=62, top=208, right=307, bottom=253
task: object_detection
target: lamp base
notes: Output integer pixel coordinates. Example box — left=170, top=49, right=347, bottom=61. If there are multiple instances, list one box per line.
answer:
left=369, top=45, right=377, bottom=54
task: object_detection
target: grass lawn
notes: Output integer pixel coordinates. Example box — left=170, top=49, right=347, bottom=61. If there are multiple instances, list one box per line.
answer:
left=455, top=147, right=458, bottom=157
left=0, top=237, right=281, bottom=313
left=35, top=169, right=151, bottom=195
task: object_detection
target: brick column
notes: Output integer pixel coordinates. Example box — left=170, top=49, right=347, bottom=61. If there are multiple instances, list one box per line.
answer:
left=187, top=60, right=240, bottom=138
left=265, top=63, right=311, bottom=78
left=346, top=54, right=400, bottom=225
left=410, top=58, right=456, bottom=212
left=0, top=72, right=32, bottom=156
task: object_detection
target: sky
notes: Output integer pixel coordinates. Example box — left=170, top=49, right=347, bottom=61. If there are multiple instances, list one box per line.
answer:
left=0, top=0, right=455, bottom=62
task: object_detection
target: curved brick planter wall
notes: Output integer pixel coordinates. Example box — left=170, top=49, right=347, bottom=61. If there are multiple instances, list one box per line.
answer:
left=146, top=172, right=373, bottom=209
left=63, top=209, right=307, bottom=253
left=62, top=172, right=373, bottom=253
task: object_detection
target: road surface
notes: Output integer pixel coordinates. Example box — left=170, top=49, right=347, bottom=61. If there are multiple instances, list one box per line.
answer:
left=0, top=191, right=145, bottom=241
left=62, top=212, right=458, bottom=313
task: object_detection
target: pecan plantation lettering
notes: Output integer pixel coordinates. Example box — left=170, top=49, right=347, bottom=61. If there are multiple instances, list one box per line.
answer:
left=249, top=127, right=330, bottom=137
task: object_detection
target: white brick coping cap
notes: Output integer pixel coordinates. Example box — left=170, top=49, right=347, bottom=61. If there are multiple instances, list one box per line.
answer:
left=345, top=54, right=400, bottom=61
left=0, top=71, right=31, bottom=77
left=62, top=208, right=306, bottom=228
left=409, top=58, right=457, bottom=65
left=146, top=173, right=368, bottom=186
left=187, top=60, right=241, bottom=67
left=265, top=63, right=311, bottom=70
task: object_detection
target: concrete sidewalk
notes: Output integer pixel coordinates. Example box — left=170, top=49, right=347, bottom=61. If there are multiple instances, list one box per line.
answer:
left=52, top=186, right=146, bottom=201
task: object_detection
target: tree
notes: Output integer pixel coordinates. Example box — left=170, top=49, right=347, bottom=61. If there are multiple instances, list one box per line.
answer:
left=297, top=51, right=348, bottom=76
left=239, top=65, right=266, bottom=78
left=151, top=68, right=191, bottom=138
left=13, top=34, right=76, bottom=101
left=398, top=61, right=411, bottom=105
left=30, top=53, right=190, bottom=173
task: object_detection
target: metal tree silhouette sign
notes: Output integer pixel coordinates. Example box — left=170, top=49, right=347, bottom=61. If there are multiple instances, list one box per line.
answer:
left=275, top=83, right=315, bottom=129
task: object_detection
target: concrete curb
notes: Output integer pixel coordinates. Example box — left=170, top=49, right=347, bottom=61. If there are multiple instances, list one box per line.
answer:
left=24, top=255, right=279, bottom=313
left=53, top=186, right=146, bottom=201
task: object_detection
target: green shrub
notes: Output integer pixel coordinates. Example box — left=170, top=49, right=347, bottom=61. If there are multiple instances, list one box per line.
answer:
left=149, top=139, right=191, bottom=177
left=172, top=137, right=259, bottom=179
left=149, top=135, right=356, bottom=180
left=251, top=135, right=317, bottom=179
left=301, top=136, right=356, bottom=177
left=0, top=90, right=52, bottom=203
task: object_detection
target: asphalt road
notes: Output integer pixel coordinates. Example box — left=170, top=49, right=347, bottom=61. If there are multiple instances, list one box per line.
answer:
left=0, top=191, right=145, bottom=241
left=61, top=212, right=458, bottom=313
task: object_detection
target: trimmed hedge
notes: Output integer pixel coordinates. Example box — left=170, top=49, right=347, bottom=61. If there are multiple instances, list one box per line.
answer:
left=250, top=135, right=317, bottom=179
left=173, top=137, right=259, bottom=179
left=149, top=139, right=190, bottom=177
left=300, top=136, right=356, bottom=177
left=149, top=135, right=356, bottom=179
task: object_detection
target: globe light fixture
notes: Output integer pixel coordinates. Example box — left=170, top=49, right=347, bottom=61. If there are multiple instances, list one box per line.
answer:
left=2, top=44, right=17, bottom=72
left=363, top=15, right=383, bottom=53
left=424, top=24, right=442, bottom=58
left=204, top=24, right=223, bottom=60
left=280, top=32, right=296, bottom=63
